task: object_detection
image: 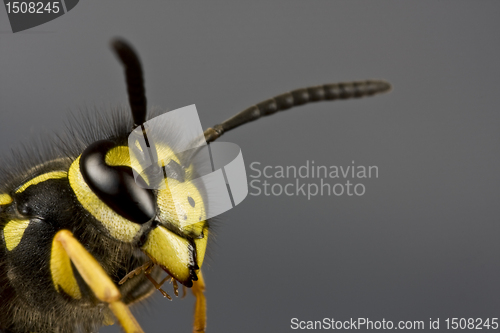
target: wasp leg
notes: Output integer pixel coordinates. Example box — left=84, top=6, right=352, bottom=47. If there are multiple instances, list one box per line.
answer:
left=171, top=278, right=179, bottom=297
left=191, top=271, right=206, bottom=333
left=54, top=230, right=144, bottom=333
left=156, top=274, right=173, bottom=290
left=119, top=261, right=153, bottom=285
left=144, top=272, right=173, bottom=300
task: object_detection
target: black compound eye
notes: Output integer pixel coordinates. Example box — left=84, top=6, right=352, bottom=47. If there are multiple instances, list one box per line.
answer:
left=80, top=139, right=156, bottom=224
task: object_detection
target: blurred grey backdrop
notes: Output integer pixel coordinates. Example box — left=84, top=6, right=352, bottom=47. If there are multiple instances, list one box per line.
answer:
left=1, top=1, right=500, bottom=332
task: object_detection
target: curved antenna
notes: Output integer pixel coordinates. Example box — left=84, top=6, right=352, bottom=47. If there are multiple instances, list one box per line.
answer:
left=111, top=38, right=147, bottom=128
left=204, top=80, right=392, bottom=143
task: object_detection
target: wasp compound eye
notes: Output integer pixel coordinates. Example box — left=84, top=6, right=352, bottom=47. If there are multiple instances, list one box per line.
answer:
left=80, top=139, right=156, bottom=224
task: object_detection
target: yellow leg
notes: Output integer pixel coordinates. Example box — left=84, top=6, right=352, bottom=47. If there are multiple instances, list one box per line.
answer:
left=191, top=271, right=207, bottom=333
left=145, top=272, right=172, bottom=300
left=54, top=230, right=145, bottom=333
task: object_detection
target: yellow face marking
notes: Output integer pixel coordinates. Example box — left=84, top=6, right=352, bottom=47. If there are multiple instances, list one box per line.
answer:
left=135, top=140, right=143, bottom=152
left=105, top=146, right=132, bottom=167
left=50, top=235, right=82, bottom=299
left=105, top=144, right=206, bottom=233
left=0, top=193, right=13, bottom=205
left=105, top=145, right=181, bottom=188
left=16, top=171, right=68, bottom=194
left=157, top=178, right=206, bottom=236
left=155, top=143, right=181, bottom=165
left=3, top=219, right=30, bottom=251
left=142, top=225, right=194, bottom=282
left=68, top=156, right=141, bottom=242
left=106, top=145, right=181, bottom=169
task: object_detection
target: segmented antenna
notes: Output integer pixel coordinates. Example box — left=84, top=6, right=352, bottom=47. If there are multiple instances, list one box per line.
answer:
left=204, top=80, right=392, bottom=143
left=111, top=38, right=147, bottom=127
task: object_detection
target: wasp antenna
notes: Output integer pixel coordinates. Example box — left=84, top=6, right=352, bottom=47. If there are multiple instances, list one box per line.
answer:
left=111, top=38, right=147, bottom=128
left=204, top=80, right=392, bottom=143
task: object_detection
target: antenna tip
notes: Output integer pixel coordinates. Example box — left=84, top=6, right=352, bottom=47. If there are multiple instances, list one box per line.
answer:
left=375, top=80, right=392, bottom=93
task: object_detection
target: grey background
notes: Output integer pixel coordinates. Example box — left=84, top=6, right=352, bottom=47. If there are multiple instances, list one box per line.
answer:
left=1, top=1, right=500, bottom=332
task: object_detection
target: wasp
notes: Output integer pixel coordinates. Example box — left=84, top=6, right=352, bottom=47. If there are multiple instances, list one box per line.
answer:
left=0, top=39, right=391, bottom=333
